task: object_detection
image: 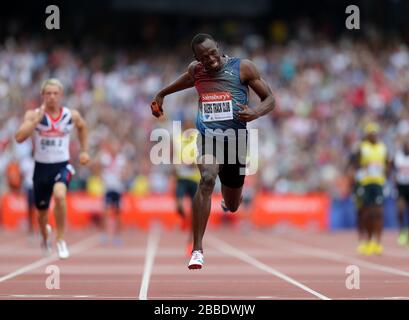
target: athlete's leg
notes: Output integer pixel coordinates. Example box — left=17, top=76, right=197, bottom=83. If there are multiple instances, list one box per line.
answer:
left=102, top=192, right=111, bottom=235
left=27, top=189, right=35, bottom=236
left=187, top=181, right=197, bottom=240
left=175, top=180, right=186, bottom=220
left=357, top=207, right=364, bottom=240
left=372, top=205, right=384, bottom=243
left=219, top=133, right=246, bottom=213
left=397, top=196, right=405, bottom=233
left=113, top=194, right=122, bottom=237
left=185, top=181, right=197, bottom=254
left=396, top=195, right=408, bottom=245
left=28, top=205, right=35, bottom=235
left=221, top=184, right=243, bottom=213
left=37, top=209, right=49, bottom=245
left=33, top=177, right=53, bottom=247
left=192, top=155, right=219, bottom=252
left=355, top=205, right=369, bottom=254
left=176, top=198, right=185, bottom=217
left=53, top=182, right=67, bottom=241
left=362, top=206, right=372, bottom=241
left=373, top=185, right=385, bottom=247
left=362, top=185, right=374, bottom=241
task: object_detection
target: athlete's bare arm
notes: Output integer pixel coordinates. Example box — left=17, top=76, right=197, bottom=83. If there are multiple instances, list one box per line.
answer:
left=151, top=62, right=197, bottom=118
left=237, top=59, right=275, bottom=122
left=15, top=104, right=46, bottom=143
left=71, top=109, right=90, bottom=165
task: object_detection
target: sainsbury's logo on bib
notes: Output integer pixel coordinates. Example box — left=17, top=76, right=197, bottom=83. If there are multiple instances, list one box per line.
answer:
left=200, top=92, right=234, bottom=122
left=200, top=92, right=232, bottom=102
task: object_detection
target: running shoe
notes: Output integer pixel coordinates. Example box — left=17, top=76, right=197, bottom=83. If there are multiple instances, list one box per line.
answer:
left=397, top=230, right=408, bottom=246
left=221, top=199, right=229, bottom=213
left=366, top=240, right=383, bottom=256
left=56, top=240, right=70, bottom=259
left=188, top=250, right=204, bottom=270
left=221, top=196, right=243, bottom=213
left=356, top=241, right=367, bottom=255
left=363, top=241, right=374, bottom=256
left=372, top=241, right=383, bottom=255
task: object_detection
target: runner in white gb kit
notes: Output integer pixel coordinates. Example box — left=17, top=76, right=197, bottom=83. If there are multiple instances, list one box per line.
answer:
left=15, top=79, right=90, bottom=259
left=99, top=140, right=127, bottom=245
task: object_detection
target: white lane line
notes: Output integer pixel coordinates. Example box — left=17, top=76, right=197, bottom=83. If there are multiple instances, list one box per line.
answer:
left=382, top=249, right=409, bottom=258
left=278, top=229, right=409, bottom=258
left=253, top=231, right=409, bottom=278
left=138, top=225, right=161, bottom=300
left=207, top=235, right=331, bottom=300
left=0, top=234, right=100, bottom=283
left=8, top=294, right=94, bottom=298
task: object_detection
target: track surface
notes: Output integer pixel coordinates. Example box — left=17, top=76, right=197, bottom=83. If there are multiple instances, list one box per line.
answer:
left=0, top=225, right=408, bottom=300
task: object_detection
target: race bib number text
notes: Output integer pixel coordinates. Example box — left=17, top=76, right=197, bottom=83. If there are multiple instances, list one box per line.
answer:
left=200, top=92, right=233, bottom=122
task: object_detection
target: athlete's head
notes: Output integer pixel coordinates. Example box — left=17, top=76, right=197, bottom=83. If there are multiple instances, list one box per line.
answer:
left=41, top=78, right=64, bottom=108
left=191, top=33, right=223, bottom=72
left=364, top=122, right=379, bottom=144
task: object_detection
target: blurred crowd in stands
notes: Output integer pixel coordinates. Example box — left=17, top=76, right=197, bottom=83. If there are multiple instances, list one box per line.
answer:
left=1, top=22, right=409, bottom=198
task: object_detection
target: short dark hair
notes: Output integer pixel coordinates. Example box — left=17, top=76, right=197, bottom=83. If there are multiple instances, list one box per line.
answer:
left=191, top=33, right=215, bottom=54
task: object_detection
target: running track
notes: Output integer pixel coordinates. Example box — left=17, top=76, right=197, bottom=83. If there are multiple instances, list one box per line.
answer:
left=0, top=226, right=408, bottom=300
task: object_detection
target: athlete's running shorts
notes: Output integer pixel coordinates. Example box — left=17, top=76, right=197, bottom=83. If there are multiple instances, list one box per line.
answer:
left=362, top=183, right=384, bottom=206
left=33, top=161, right=74, bottom=210
left=196, top=132, right=247, bottom=189
left=105, top=190, right=122, bottom=210
left=397, top=183, right=409, bottom=203
left=176, top=179, right=198, bottom=199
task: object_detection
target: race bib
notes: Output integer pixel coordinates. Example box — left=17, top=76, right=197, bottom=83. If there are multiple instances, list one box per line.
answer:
left=200, top=92, right=233, bottom=122
left=40, top=137, right=65, bottom=153
left=366, top=163, right=383, bottom=177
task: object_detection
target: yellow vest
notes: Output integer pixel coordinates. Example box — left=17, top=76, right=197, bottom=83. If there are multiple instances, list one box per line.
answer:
left=173, top=132, right=201, bottom=183
left=86, top=175, right=105, bottom=197
left=359, top=141, right=387, bottom=185
left=132, top=175, right=149, bottom=196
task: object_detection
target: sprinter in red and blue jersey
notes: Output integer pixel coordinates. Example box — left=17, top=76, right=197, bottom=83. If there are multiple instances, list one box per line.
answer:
left=151, top=34, right=276, bottom=269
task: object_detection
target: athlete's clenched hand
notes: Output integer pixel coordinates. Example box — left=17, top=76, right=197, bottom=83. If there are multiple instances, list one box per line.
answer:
left=79, top=151, right=90, bottom=165
left=237, top=103, right=259, bottom=122
left=151, top=95, right=164, bottom=118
